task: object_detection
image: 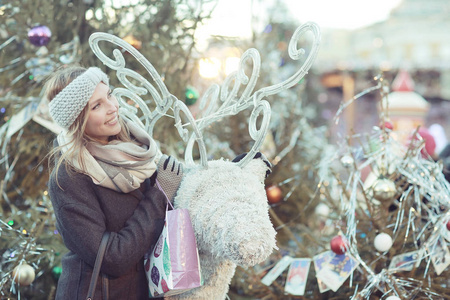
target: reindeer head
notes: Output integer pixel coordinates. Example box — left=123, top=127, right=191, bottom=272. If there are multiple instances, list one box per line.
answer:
left=174, top=158, right=275, bottom=267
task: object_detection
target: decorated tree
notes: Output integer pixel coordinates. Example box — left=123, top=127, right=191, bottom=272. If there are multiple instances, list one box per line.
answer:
left=230, top=73, right=450, bottom=299
left=3, top=0, right=448, bottom=299
left=0, top=0, right=216, bottom=298
left=312, top=77, right=450, bottom=299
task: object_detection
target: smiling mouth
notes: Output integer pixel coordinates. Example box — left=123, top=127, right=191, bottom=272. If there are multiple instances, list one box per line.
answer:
left=105, top=115, right=118, bottom=125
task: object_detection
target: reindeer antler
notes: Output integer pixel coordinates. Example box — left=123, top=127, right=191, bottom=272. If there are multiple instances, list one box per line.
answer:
left=178, top=21, right=321, bottom=168
left=88, top=22, right=320, bottom=168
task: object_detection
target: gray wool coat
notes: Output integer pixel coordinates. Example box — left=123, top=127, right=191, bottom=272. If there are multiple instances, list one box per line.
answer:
left=48, top=164, right=166, bottom=300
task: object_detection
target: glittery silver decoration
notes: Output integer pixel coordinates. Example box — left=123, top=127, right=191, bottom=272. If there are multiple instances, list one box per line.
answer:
left=320, top=77, right=450, bottom=298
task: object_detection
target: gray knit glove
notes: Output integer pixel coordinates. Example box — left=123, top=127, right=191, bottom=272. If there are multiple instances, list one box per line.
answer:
left=156, top=155, right=184, bottom=203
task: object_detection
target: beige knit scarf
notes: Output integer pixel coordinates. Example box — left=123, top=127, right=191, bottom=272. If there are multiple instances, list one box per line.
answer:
left=58, top=119, right=158, bottom=193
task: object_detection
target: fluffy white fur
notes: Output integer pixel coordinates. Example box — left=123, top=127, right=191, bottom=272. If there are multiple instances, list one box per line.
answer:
left=167, top=158, right=277, bottom=299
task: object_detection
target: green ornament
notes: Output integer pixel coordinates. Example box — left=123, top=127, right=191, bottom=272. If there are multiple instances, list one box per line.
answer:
left=184, top=87, right=199, bottom=106
left=367, top=136, right=381, bottom=154
left=163, top=240, right=171, bottom=277
left=52, top=266, right=62, bottom=280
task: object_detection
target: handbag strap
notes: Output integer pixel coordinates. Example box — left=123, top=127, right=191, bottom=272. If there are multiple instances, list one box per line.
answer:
left=86, top=232, right=110, bottom=300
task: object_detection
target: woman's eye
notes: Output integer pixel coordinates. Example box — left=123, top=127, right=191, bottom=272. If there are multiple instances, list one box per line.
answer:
left=108, top=91, right=112, bottom=98
left=93, top=104, right=100, bottom=110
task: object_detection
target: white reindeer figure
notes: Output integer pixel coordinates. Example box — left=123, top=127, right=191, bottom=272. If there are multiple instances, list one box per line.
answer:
left=171, top=158, right=275, bottom=299
left=89, top=22, right=320, bottom=299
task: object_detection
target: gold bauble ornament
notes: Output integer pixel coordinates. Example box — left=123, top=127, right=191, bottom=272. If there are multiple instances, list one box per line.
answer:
left=12, top=263, right=35, bottom=286
left=372, top=178, right=396, bottom=202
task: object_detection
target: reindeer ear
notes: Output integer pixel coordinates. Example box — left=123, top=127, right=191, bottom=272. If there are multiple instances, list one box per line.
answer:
left=233, top=152, right=272, bottom=178
left=232, top=153, right=247, bottom=163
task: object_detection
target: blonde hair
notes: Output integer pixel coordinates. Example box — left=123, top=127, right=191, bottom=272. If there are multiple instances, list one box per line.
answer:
left=45, top=65, right=132, bottom=183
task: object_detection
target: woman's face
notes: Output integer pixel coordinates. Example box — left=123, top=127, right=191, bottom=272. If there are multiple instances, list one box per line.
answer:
left=85, top=82, right=121, bottom=143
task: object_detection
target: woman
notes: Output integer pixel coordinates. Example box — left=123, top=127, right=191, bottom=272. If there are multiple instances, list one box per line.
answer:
left=45, top=65, right=180, bottom=299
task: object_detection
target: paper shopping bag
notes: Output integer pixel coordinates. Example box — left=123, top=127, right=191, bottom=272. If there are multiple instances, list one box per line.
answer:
left=145, top=207, right=203, bottom=298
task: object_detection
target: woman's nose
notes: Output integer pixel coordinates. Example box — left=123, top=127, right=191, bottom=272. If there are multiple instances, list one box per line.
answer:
left=107, top=98, right=118, bottom=113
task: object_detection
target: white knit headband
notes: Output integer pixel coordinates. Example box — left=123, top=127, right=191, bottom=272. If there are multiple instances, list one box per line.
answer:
left=49, top=67, right=109, bottom=129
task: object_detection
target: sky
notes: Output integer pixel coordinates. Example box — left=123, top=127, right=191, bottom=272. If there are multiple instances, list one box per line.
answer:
left=196, top=0, right=403, bottom=43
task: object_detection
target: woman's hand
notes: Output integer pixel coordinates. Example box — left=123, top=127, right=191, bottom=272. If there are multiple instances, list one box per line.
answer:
left=155, top=155, right=184, bottom=203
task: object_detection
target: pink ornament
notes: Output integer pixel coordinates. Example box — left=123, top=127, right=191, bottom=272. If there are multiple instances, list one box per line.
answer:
left=384, top=121, right=393, bottom=130
left=409, top=128, right=436, bottom=158
left=28, top=25, right=52, bottom=47
left=330, top=235, right=348, bottom=255
left=447, top=220, right=450, bottom=231
left=417, top=128, right=436, bottom=157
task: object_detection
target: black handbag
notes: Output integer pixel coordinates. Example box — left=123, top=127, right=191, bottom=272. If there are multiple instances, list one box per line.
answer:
left=86, top=232, right=110, bottom=300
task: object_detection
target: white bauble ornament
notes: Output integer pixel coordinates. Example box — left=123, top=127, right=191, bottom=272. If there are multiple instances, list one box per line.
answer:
left=340, top=155, right=354, bottom=168
left=386, top=296, right=400, bottom=300
left=315, top=203, right=330, bottom=217
left=374, top=233, right=393, bottom=252
left=12, top=263, right=35, bottom=286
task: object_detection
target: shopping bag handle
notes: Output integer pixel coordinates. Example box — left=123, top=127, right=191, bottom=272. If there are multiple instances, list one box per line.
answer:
left=155, top=179, right=174, bottom=210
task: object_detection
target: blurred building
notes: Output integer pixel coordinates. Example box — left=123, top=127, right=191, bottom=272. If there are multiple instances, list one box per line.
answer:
left=315, top=0, right=450, bottom=144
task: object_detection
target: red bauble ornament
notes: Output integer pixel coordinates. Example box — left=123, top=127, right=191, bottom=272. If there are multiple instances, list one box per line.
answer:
left=446, top=220, right=450, bottom=231
left=383, top=121, right=393, bottom=130
left=330, top=235, right=348, bottom=255
left=266, top=185, right=282, bottom=204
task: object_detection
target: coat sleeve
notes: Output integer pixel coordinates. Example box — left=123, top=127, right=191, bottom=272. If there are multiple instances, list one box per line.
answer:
left=49, top=168, right=165, bottom=277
